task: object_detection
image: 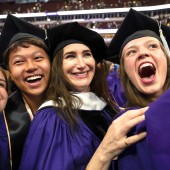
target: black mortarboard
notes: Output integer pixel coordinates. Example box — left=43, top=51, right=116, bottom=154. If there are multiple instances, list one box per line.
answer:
left=47, top=22, right=107, bottom=62
left=0, top=14, right=46, bottom=65
left=107, top=8, right=170, bottom=64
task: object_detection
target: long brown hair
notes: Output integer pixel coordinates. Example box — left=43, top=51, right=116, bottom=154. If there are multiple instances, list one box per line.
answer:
left=0, top=67, right=9, bottom=93
left=120, top=43, right=170, bottom=108
left=47, top=48, right=118, bottom=129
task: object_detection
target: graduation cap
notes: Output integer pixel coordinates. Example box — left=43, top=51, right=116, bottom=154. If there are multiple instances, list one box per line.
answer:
left=47, top=22, right=107, bottom=62
left=107, top=8, right=170, bottom=64
left=0, top=14, right=47, bottom=65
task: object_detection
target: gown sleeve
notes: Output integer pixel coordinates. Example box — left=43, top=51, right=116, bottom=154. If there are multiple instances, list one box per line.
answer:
left=106, top=70, right=126, bottom=107
left=19, top=107, right=105, bottom=170
left=0, top=113, right=10, bottom=170
left=116, top=88, right=170, bottom=170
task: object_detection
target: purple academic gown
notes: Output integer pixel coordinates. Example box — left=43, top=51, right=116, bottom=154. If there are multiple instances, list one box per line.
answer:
left=19, top=105, right=115, bottom=170
left=107, top=70, right=126, bottom=107
left=0, top=113, right=10, bottom=170
left=115, top=88, right=170, bottom=170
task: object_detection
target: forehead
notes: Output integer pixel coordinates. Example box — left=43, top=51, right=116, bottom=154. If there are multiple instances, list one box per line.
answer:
left=63, top=43, right=90, bottom=52
left=123, top=36, right=160, bottom=50
left=9, top=44, right=45, bottom=56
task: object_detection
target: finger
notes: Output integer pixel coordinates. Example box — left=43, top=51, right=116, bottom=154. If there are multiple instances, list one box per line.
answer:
left=110, top=108, right=147, bottom=136
left=124, top=107, right=149, bottom=119
left=125, top=114, right=145, bottom=128
left=115, top=114, right=144, bottom=136
left=125, top=132, right=147, bottom=146
left=115, top=107, right=147, bottom=125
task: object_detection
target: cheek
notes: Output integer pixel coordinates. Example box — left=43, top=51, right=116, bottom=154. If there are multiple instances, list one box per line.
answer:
left=62, top=60, right=75, bottom=74
left=160, top=58, right=168, bottom=76
left=124, top=58, right=135, bottom=75
left=44, top=62, right=51, bottom=75
left=88, top=58, right=96, bottom=69
left=156, top=53, right=167, bottom=71
left=0, top=89, right=8, bottom=100
left=10, top=68, right=21, bottom=81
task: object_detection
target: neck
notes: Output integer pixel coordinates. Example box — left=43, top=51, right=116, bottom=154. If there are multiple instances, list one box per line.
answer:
left=22, top=94, right=45, bottom=115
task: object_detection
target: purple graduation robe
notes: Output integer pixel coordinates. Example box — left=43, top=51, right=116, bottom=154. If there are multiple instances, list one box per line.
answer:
left=19, top=93, right=117, bottom=170
left=115, top=88, right=170, bottom=170
left=0, top=112, right=10, bottom=170
left=107, top=70, right=126, bottom=107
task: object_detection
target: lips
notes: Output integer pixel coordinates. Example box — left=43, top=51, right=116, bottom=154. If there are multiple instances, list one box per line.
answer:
left=138, top=62, right=156, bottom=83
left=138, top=62, right=156, bottom=78
left=25, top=75, right=42, bottom=83
left=73, top=71, right=88, bottom=78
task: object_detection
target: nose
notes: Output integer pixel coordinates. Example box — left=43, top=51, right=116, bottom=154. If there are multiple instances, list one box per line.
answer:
left=76, top=57, right=86, bottom=69
left=25, top=60, right=38, bottom=72
left=138, top=48, right=149, bottom=60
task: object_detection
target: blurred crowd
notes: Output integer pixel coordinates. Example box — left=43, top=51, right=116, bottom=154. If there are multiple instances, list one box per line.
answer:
left=0, top=0, right=165, bottom=14
left=0, top=0, right=170, bottom=37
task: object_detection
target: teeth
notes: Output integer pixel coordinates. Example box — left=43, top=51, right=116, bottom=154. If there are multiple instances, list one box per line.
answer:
left=139, top=63, right=153, bottom=70
left=27, top=75, right=41, bottom=81
left=74, top=72, right=87, bottom=76
left=77, top=72, right=87, bottom=75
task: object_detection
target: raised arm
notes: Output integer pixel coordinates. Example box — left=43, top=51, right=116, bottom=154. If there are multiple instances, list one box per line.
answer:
left=86, top=107, right=148, bottom=170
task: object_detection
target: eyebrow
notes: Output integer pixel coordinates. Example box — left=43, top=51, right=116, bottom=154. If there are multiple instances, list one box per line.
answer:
left=0, top=78, right=6, bottom=83
left=13, top=50, right=45, bottom=58
left=125, top=39, right=159, bottom=50
left=64, top=49, right=91, bottom=54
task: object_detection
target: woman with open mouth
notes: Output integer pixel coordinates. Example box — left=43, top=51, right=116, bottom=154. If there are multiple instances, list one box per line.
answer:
left=107, top=8, right=170, bottom=170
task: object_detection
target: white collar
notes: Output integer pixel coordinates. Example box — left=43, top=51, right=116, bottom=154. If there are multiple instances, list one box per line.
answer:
left=38, top=92, right=107, bottom=111
left=38, top=100, right=56, bottom=110
left=73, top=92, right=107, bottom=110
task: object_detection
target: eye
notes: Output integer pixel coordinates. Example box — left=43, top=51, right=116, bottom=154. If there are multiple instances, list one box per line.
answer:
left=0, top=82, right=6, bottom=89
left=35, top=56, right=44, bottom=61
left=126, top=50, right=137, bottom=57
left=14, top=60, right=24, bottom=65
left=64, top=54, right=76, bottom=59
left=84, top=52, right=92, bottom=57
left=148, top=43, right=158, bottom=49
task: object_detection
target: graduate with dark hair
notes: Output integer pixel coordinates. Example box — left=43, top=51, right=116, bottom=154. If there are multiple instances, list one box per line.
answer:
left=107, top=8, right=170, bottom=170
left=0, top=14, right=51, bottom=170
left=19, top=22, right=147, bottom=170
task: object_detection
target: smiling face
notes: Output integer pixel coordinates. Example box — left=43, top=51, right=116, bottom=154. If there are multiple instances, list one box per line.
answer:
left=122, top=36, right=167, bottom=100
left=62, top=43, right=96, bottom=92
left=8, top=44, right=51, bottom=101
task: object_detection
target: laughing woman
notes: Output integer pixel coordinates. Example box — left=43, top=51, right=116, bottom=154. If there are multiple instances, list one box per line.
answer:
left=107, top=9, right=170, bottom=170
left=19, top=22, right=146, bottom=170
left=0, top=14, right=51, bottom=170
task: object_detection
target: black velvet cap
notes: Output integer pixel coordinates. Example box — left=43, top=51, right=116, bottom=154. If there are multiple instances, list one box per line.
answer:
left=107, top=8, right=170, bottom=64
left=47, top=22, right=107, bottom=62
left=0, top=14, right=46, bottom=65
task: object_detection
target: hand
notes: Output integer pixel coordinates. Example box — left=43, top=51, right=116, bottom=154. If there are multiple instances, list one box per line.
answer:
left=98, top=107, right=147, bottom=162
left=86, top=107, right=148, bottom=170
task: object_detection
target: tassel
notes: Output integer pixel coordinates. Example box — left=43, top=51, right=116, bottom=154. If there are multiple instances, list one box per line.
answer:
left=43, top=28, right=48, bottom=40
left=157, top=20, right=170, bottom=57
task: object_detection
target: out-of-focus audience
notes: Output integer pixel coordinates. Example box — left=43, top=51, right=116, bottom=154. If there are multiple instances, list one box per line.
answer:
left=0, top=0, right=167, bottom=14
